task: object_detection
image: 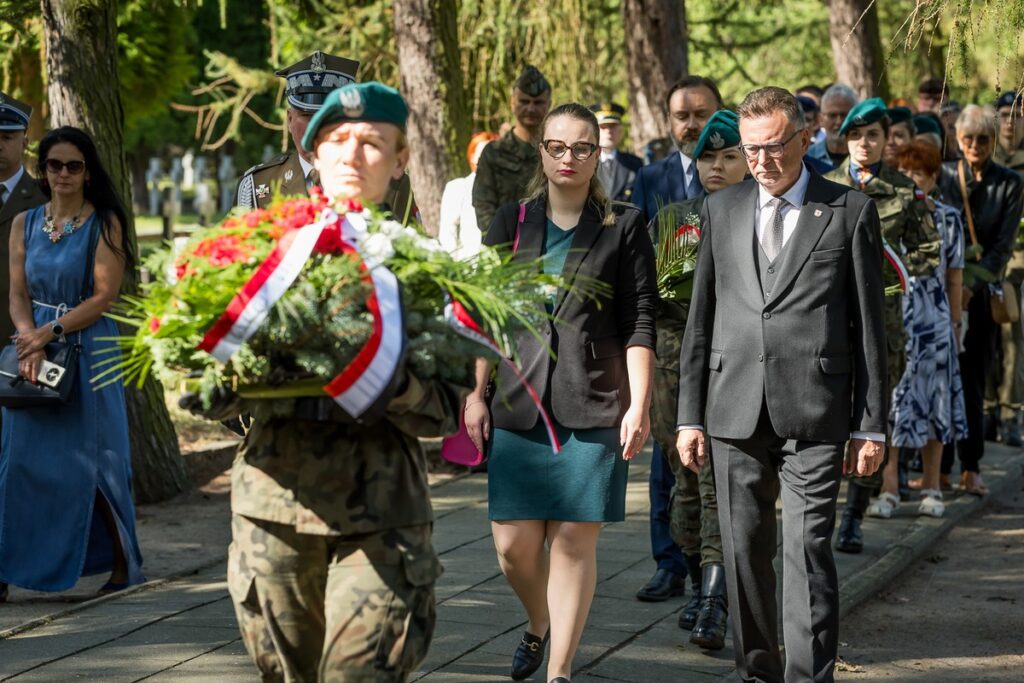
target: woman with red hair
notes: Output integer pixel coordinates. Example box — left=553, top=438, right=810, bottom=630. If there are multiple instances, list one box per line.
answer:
left=439, top=131, right=498, bottom=259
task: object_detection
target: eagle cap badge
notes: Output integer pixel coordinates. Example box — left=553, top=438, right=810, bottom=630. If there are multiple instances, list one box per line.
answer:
left=708, top=131, right=725, bottom=149
left=339, top=88, right=365, bottom=118
left=311, top=51, right=326, bottom=73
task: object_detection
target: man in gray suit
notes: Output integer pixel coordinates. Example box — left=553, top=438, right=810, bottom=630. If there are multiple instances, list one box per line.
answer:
left=676, top=87, right=888, bottom=682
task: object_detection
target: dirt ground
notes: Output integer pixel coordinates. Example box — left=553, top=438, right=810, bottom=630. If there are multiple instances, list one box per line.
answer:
left=836, top=485, right=1024, bottom=682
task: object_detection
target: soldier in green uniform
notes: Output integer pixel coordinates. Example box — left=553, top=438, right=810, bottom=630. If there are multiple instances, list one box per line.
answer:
left=472, top=65, right=551, bottom=233
left=236, top=51, right=417, bottom=224
left=993, top=91, right=1024, bottom=445
left=649, top=111, right=747, bottom=651
left=197, top=83, right=468, bottom=682
left=826, top=99, right=942, bottom=553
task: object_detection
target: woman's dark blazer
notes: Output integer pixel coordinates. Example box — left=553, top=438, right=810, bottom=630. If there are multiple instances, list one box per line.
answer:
left=483, top=195, right=657, bottom=431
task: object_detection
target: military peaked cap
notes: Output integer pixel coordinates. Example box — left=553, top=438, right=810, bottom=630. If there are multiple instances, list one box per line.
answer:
left=589, top=102, right=625, bottom=125
left=276, top=51, right=360, bottom=112
left=0, top=91, right=31, bottom=131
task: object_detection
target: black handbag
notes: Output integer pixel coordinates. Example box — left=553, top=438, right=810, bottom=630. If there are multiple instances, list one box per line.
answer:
left=0, top=221, right=99, bottom=409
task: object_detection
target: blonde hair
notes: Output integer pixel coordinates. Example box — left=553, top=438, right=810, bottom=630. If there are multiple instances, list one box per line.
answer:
left=523, top=103, right=615, bottom=226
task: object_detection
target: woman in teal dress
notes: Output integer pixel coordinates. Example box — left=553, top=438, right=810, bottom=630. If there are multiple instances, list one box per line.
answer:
left=0, top=127, right=143, bottom=602
left=466, top=104, right=657, bottom=683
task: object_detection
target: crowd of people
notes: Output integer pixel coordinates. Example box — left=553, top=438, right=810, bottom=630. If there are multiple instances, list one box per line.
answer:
left=0, top=48, right=1022, bottom=683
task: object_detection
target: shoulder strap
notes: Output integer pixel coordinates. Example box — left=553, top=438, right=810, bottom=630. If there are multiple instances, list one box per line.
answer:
left=512, top=202, right=526, bottom=254
left=957, top=160, right=982, bottom=262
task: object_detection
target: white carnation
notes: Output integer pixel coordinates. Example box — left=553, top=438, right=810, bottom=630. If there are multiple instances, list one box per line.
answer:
left=360, top=232, right=395, bottom=264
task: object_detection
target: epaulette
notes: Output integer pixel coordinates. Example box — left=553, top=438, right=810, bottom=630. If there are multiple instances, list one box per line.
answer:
left=241, top=152, right=292, bottom=177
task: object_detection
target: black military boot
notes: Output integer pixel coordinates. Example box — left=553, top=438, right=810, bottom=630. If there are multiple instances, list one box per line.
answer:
left=677, top=553, right=703, bottom=630
left=690, top=563, right=728, bottom=650
left=835, top=482, right=873, bottom=554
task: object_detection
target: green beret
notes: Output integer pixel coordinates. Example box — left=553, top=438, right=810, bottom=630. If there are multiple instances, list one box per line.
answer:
left=887, top=106, right=913, bottom=126
left=912, top=113, right=943, bottom=138
left=839, top=97, right=888, bottom=136
left=301, top=81, right=408, bottom=152
left=693, top=110, right=740, bottom=158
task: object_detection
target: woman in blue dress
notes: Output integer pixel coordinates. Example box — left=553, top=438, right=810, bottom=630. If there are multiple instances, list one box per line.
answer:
left=465, top=104, right=657, bottom=683
left=872, top=140, right=968, bottom=519
left=0, top=126, right=143, bottom=602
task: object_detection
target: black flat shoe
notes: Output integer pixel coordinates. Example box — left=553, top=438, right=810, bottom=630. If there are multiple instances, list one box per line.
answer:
left=677, top=554, right=702, bottom=629
left=835, top=508, right=863, bottom=553
left=511, top=629, right=548, bottom=681
left=636, top=568, right=686, bottom=602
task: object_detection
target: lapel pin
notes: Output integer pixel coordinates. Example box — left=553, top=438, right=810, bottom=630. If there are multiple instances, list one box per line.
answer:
left=814, top=209, right=822, bottom=217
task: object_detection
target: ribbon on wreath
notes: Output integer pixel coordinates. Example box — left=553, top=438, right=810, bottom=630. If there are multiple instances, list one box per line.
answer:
left=882, top=239, right=910, bottom=293
left=445, top=300, right=562, bottom=454
left=198, top=208, right=405, bottom=419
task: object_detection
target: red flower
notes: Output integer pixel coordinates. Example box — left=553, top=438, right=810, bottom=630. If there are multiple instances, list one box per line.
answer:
left=148, top=317, right=161, bottom=333
left=313, top=217, right=346, bottom=254
left=676, top=223, right=701, bottom=239
left=193, top=234, right=252, bottom=267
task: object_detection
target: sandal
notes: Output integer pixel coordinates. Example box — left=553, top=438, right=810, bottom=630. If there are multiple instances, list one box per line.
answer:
left=918, top=489, right=945, bottom=517
left=960, top=471, right=989, bottom=497
left=866, top=491, right=900, bottom=519
left=909, top=474, right=952, bottom=491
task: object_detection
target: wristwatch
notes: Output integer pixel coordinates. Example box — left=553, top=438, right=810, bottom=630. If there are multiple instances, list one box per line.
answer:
left=49, top=319, right=65, bottom=337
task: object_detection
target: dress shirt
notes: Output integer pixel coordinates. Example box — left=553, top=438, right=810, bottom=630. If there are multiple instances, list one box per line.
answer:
left=0, top=165, right=25, bottom=204
left=677, top=164, right=885, bottom=444
left=297, top=154, right=315, bottom=185
left=600, top=149, right=617, bottom=163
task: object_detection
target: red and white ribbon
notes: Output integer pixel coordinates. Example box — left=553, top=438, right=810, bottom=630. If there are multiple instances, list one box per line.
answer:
left=882, top=240, right=909, bottom=293
left=445, top=300, right=562, bottom=454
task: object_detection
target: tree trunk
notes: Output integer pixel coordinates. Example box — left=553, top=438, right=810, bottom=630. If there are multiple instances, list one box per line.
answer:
left=622, top=0, right=688, bottom=156
left=41, top=0, right=189, bottom=504
left=392, top=0, right=456, bottom=236
left=827, top=0, right=890, bottom=100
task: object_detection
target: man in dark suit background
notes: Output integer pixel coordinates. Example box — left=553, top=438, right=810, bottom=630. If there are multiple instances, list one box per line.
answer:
left=590, top=102, right=643, bottom=202
left=0, top=92, right=46, bottom=344
left=633, top=75, right=723, bottom=604
left=676, top=87, right=887, bottom=682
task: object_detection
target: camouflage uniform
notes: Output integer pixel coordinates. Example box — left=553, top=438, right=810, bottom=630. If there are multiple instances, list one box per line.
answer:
left=214, top=371, right=466, bottom=683
left=471, top=130, right=539, bottom=235
left=236, top=150, right=417, bottom=224
left=993, top=143, right=1024, bottom=424
left=648, top=197, right=722, bottom=566
left=827, top=160, right=942, bottom=485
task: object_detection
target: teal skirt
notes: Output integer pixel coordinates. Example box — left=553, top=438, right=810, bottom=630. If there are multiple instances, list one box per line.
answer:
left=488, top=421, right=629, bottom=522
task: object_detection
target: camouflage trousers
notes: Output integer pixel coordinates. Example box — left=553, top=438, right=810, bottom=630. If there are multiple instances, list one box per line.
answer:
left=227, top=515, right=442, bottom=682
left=662, top=440, right=722, bottom=565
left=997, top=320, right=1024, bottom=418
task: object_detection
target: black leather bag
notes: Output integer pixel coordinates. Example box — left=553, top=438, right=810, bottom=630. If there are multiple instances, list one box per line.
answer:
left=0, top=220, right=99, bottom=409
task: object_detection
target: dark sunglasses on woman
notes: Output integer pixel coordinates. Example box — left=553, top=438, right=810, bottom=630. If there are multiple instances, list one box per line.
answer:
left=44, top=159, right=86, bottom=175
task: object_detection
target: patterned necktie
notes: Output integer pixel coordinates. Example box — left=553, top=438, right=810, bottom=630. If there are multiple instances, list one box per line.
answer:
left=761, top=197, right=786, bottom=261
left=306, top=169, right=319, bottom=190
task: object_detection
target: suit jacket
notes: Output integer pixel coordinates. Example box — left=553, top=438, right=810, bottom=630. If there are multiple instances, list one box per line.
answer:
left=599, top=151, right=644, bottom=203
left=484, top=196, right=657, bottom=430
left=676, top=174, right=888, bottom=442
left=0, top=170, right=46, bottom=341
left=631, top=152, right=698, bottom=224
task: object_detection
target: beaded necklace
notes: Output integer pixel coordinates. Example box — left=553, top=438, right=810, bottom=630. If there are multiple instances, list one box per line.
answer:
left=42, top=201, right=85, bottom=244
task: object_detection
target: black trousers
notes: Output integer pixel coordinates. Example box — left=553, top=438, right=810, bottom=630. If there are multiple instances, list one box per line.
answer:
left=943, top=290, right=997, bottom=474
left=712, top=405, right=845, bottom=683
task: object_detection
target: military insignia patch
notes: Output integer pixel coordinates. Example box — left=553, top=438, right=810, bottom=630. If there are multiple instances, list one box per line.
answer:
left=708, top=131, right=725, bottom=149
left=285, top=169, right=294, bottom=182
left=255, top=183, right=270, bottom=199
left=340, top=88, right=365, bottom=118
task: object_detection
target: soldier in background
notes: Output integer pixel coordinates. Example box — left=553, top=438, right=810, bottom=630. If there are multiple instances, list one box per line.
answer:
left=197, top=83, right=467, bottom=682
left=237, top=51, right=417, bottom=223
left=589, top=102, right=643, bottom=202
left=472, top=65, right=551, bottom=233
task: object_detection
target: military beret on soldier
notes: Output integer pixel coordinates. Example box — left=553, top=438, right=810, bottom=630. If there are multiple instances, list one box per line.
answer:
left=693, top=109, right=740, bottom=158
left=589, top=102, right=625, bottom=125
left=839, top=97, right=888, bottom=136
left=0, top=91, right=31, bottom=131
left=887, top=106, right=914, bottom=126
left=301, top=81, right=409, bottom=152
left=796, top=95, right=819, bottom=114
left=995, top=91, right=1023, bottom=113
left=514, top=65, right=551, bottom=97
left=912, top=113, right=943, bottom=138
left=276, top=51, right=360, bottom=112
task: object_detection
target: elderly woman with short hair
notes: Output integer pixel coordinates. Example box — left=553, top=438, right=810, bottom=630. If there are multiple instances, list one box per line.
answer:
left=938, top=104, right=1024, bottom=495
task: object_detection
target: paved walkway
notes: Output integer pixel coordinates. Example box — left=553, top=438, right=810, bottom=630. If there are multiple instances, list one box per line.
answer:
left=1, top=443, right=1021, bottom=682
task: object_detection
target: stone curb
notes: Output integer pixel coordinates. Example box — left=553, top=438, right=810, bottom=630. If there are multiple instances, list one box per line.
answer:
left=719, top=450, right=1024, bottom=681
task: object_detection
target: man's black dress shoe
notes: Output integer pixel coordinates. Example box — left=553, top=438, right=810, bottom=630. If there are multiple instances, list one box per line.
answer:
left=836, top=482, right=872, bottom=554
left=511, top=629, right=549, bottom=680
left=636, top=568, right=686, bottom=602
left=677, top=553, right=702, bottom=629
left=690, top=563, right=728, bottom=650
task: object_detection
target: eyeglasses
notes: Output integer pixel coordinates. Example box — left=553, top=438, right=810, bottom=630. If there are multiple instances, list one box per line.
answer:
left=739, top=130, right=802, bottom=161
left=44, top=159, right=86, bottom=175
left=960, top=134, right=991, bottom=146
left=541, top=140, right=599, bottom=161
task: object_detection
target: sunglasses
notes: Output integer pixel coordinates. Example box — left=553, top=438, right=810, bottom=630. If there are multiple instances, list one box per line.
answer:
left=44, top=159, right=86, bottom=175
left=541, top=140, right=599, bottom=161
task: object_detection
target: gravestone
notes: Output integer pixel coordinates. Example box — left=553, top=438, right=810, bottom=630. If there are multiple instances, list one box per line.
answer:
left=218, top=155, right=236, bottom=213
left=145, top=158, right=162, bottom=215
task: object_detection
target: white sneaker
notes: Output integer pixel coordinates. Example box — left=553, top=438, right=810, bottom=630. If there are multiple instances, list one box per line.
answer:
left=918, top=490, right=945, bottom=518
left=866, top=491, right=900, bottom=519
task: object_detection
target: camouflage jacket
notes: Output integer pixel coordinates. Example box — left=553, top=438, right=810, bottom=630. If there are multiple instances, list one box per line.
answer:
left=995, top=141, right=1024, bottom=283
left=229, top=372, right=468, bottom=536
left=826, top=160, right=942, bottom=286
left=472, top=130, right=539, bottom=234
